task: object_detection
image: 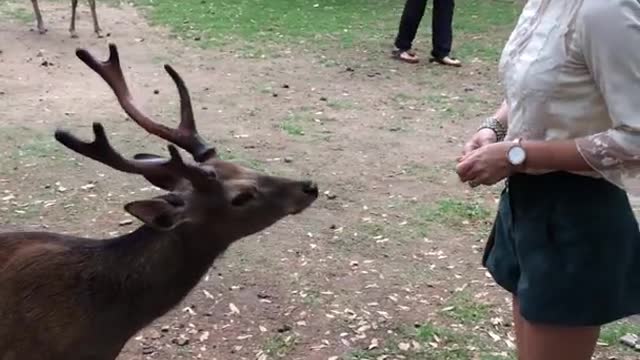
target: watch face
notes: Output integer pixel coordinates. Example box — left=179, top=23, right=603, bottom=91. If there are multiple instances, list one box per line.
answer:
left=508, top=146, right=526, bottom=165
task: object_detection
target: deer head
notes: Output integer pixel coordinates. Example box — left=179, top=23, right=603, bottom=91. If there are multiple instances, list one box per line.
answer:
left=55, top=43, right=318, bottom=241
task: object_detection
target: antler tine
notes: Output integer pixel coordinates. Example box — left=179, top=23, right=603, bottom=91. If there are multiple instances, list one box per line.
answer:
left=75, top=43, right=216, bottom=162
left=54, top=123, right=216, bottom=190
left=163, top=64, right=216, bottom=162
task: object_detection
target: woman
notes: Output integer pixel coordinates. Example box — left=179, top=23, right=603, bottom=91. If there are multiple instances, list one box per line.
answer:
left=391, top=0, right=461, bottom=66
left=456, top=1, right=640, bottom=359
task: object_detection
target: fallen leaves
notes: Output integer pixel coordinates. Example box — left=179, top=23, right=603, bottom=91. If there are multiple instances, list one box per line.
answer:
left=229, top=303, right=241, bottom=315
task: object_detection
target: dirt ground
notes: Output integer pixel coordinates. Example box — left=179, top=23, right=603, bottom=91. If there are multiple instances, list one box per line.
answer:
left=1, top=1, right=638, bottom=360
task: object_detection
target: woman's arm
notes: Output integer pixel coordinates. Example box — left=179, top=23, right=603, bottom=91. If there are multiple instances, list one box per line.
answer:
left=493, top=99, right=509, bottom=128
left=520, top=140, right=592, bottom=172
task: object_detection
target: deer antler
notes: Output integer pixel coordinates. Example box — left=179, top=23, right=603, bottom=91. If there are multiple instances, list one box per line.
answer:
left=75, top=43, right=216, bottom=162
left=55, top=122, right=216, bottom=190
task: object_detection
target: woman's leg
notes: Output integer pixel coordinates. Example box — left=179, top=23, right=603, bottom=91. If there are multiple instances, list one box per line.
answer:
left=521, top=315, right=600, bottom=360
left=512, top=296, right=526, bottom=360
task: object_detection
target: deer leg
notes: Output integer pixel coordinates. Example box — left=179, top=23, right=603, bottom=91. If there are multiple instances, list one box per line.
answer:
left=88, top=0, right=103, bottom=38
left=70, top=0, right=79, bottom=38
left=30, top=0, right=47, bottom=34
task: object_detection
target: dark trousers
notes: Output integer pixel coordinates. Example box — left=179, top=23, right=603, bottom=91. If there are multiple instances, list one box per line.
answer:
left=394, top=0, right=455, bottom=58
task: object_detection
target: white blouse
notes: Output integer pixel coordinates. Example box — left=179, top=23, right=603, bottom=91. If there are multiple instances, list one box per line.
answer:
left=500, top=0, right=640, bottom=195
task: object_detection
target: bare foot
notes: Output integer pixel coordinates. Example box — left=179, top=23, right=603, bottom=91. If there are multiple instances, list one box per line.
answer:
left=96, top=30, right=104, bottom=39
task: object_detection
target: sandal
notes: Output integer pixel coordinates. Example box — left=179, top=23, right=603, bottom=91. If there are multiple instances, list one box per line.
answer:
left=391, top=49, right=419, bottom=64
left=429, top=55, right=462, bottom=67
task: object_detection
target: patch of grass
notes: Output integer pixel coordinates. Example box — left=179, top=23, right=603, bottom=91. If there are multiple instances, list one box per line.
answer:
left=344, top=350, right=373, bottom=360
left=454, top=0, right=521, bottom=34
left=0, top=127, right=71, bottom=171
left=131, top=0, right=521, bottom=60
left=218, top=148, right=266, bottom=172
left=326, top=99, right=355, bottom=110
left=599, top=319, right=640, bottom=347
left=357, top=222, right=390, bottom=238
left=416, top=197, right=491, bottom=228
left=279, top=112, right=315, bottom=136
left=280, top=120, right=305, bottom=136
left=133, top=0, right=400, bottom=49
left=263, top=334, right=298, bottom=358
left=402, top=162, right=451, bottom=184
left=348, top=196, right=492, bottom=249
left=443, top=291, right=491, bottom=325
left=3, top=5, right=32, bottom=23
left=392, top=92, right=418, bottom=104
left=415, top=322, right=454, bottom=342
left=453, top=0, right=523, bottom=60
left=333, top=221, right=396, bottom=254
left=345, top=322, right=509, bottom=360
left=299, top=288, right=323, bottom=306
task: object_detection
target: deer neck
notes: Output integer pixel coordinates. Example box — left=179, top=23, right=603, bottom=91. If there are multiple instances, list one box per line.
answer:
left=98, top=224, right=231, bottom=330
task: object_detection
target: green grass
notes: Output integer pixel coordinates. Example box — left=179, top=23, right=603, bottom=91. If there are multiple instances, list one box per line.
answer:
left=345, top=322, right=513, bottom=360
left=279, top=112, right=318, bottom=137
left=415, top=197, right=491, bottom=230
left=133, top=0, right=400, bottom=50
left=280, top=120, right=306, bottom=136
left=263, top=334, right=298, bottom=358
left=443, top=291, right=491, bottom=325
left=131, top=0, right=521, bottom=60
left=599, top=319, right=640, bottom=347
left=326, top=99, right=356, bottom=110
left=401, top=161, right=451, bottom=184
left=218, top=148, right=267, bottom=172
left=0, top=127, right=71, bottom=170
left=347, top=196, right=492, bottom=251
left=1, top=2, right=33, bottom=24
left=453, top=0, right=522, bottom=60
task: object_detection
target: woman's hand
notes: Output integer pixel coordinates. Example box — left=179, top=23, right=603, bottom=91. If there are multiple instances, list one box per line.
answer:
left=456, top=141, right=513, bottom=187
left=462, top=128, right=498, bottom=156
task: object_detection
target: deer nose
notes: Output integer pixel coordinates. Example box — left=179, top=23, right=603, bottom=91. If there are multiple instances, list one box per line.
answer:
left=302, top=181, right=319, bottom=197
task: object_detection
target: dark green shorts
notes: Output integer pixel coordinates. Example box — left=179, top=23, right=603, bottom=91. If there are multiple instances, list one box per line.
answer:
left=482, top=171, right=640, bottom=326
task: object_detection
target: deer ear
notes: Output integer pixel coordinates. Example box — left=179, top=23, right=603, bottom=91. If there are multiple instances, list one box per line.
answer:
left=124, top=198, right=187, bottom=231
left=134, top=153, right=182, bottom=190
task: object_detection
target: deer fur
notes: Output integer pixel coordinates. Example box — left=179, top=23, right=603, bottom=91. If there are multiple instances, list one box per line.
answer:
left=30, top=0, right=103, bottom=38
left=0, top=43, right=318, bottom=360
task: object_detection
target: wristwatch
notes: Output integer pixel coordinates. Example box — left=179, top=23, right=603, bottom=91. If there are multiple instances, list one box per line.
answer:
left=478, top=116, right=507, bottom=142
left=507, top=137, right=527, bottom=169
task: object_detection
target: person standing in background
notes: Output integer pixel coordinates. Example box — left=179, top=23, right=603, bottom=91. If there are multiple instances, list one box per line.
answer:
left=392, top=0, right=461, bottom=66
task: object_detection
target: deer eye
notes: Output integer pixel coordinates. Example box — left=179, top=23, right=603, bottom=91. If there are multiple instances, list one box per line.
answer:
left=231, top=192, right=256, bottom=207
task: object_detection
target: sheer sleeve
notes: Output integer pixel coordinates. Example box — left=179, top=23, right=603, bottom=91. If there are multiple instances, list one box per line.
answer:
left=574, top=0, right=640, bottom=194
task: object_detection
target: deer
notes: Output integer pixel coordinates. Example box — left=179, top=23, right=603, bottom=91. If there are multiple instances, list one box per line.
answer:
left=30, top=0, right=103, bottom=38
left=0, top=43, right=319, bottom=360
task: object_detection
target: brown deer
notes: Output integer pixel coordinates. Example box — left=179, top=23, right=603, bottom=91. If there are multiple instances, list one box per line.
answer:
left=0, top=43, right=318, bottom=360
left=30, top=0, right=103, bottom=38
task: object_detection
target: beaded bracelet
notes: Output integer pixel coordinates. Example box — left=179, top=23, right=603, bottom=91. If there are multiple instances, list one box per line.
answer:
left=478, top=116, right=507, bottom=142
